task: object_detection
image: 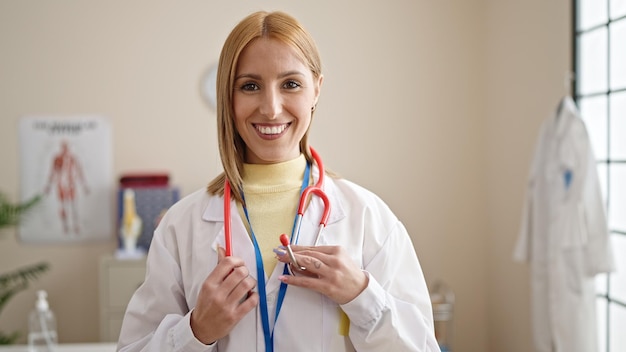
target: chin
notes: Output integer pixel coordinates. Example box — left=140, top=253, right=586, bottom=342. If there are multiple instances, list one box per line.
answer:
left=247, top=148, right=299, bottom=164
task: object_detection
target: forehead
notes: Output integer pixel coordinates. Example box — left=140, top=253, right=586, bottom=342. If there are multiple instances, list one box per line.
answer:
left=236, top=37, right=308, bottom=74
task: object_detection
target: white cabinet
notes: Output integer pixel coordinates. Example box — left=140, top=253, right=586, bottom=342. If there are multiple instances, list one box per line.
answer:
left=99, top=256, right=146, bottom=342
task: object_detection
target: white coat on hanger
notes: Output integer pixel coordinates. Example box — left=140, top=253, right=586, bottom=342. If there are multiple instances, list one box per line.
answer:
left=514, top=96, right=615, bottom=352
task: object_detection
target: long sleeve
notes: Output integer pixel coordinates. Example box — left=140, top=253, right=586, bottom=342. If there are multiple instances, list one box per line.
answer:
left=579, top=124, right=614, bottom=276
left=341, top=221, right=440, bottom=352
left=117, top=224, right=215, bottom=352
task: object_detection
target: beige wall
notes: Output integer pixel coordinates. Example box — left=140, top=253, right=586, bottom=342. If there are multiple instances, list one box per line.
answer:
left=0, top=1, right=571, bottom=351
left=484, top=0, right=572, bottom=350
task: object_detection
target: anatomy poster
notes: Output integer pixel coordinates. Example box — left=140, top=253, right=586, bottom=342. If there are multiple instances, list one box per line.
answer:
left=19, top=116, right=113, bottom=243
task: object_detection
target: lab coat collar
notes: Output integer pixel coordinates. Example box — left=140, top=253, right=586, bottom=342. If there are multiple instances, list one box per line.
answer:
left=554, top=96, right=579, bottom=138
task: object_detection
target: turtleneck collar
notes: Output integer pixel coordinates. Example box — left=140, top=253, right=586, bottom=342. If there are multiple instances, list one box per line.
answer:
left=242, top=154, right=307, bottom=192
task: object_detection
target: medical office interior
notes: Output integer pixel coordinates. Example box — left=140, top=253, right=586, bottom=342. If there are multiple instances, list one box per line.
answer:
left=0, top=1, right=624, bottom=351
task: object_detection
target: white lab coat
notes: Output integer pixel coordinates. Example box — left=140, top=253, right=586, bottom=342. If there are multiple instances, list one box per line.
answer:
left=514, top=97, right=615, bottom=352
left=118, top=172, right=440, bottom=352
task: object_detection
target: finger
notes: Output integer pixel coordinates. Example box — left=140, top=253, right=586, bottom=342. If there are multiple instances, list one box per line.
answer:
left=212, top=256, right=246, bottom=282
left=274, top=245, right=328, bottom=261
left=289, top=263, right=319, bottom=278
left=288, top=244, right=337, bottom=255
left=222, top=265, right=249, bottom=286
left=278, top=273, right=320, bottom=290
left=297, top=255, right=325, bottom=273
left=218, top=246, right=226, bottom=262
left=229, top=275, right=257, bottom=303
left=274, top=248, right=328, bottom=273
left=236, top=290, right=259, bottom=313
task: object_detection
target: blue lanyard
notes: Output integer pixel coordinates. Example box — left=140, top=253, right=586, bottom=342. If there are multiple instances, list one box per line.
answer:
left=240, top=162, right=311, bottom=352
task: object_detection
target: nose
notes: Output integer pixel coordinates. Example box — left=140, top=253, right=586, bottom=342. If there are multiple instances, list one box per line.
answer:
left=258, top=87, right=282, bottom=119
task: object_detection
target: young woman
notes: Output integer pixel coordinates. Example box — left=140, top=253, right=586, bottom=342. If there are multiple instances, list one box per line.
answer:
left=118, top=11, right=440, bottom=352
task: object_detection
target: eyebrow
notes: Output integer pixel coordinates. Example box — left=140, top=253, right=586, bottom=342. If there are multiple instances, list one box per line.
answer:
left=234, top=70, right=306, bottom=81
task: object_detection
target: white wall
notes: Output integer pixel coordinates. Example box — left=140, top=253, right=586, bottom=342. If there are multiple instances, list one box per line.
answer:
left=0, top=1, right=572, bottom=351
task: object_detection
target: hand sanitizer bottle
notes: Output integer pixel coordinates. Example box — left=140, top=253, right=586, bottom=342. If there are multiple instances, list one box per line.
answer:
left=28, top=290, right=58, bottom=352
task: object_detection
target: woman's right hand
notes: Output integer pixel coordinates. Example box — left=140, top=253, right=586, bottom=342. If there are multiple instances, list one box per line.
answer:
left=190, top=247, right=259, bottom=345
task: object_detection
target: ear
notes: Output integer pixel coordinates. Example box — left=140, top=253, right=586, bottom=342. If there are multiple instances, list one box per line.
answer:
left=313, top=74, right=324, bottom=107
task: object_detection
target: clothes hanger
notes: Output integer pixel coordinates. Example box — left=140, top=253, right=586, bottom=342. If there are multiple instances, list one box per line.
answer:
left=556, top=71, right=574, bottom=116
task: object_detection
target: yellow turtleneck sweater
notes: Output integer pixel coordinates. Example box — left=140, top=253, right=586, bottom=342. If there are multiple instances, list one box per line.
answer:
left=238, top=154, right=307, bottom=275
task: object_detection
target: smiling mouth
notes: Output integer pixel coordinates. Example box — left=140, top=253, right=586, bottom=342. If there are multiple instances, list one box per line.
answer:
left=254, top=123, right=290, bottom=135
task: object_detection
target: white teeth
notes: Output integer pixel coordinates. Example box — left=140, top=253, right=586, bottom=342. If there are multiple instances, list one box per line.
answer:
left=257, top=124, right=287, bottom=135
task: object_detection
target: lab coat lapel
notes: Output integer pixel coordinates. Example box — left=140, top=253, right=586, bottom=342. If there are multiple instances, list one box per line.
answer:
left=299, top=177, right=345, bottom=246
left=203, top=194, right=258, bottom=281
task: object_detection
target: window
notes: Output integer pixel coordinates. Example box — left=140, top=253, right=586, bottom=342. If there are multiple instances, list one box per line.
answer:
left=575, top=1, right=626, bottom=351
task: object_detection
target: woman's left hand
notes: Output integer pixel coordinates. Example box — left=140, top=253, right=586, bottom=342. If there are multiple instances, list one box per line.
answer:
left=275, top=245, right=368, bottom=304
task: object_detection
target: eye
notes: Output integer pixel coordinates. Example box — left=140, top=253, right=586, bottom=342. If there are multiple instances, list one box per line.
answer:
left=239, top=82, right=259, bottom=91
left=283, top=80, right=301, bottom=89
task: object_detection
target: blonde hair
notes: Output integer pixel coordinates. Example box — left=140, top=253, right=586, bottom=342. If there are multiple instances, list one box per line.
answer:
left=207, top=11, right=323, bottom=204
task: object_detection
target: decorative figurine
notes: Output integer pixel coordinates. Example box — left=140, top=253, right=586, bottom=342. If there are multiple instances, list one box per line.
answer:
left=118, top=188, right=144, bottom=258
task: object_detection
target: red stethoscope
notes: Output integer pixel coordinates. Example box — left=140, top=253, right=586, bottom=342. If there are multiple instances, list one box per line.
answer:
left=222, top=147, right=331, bottom=258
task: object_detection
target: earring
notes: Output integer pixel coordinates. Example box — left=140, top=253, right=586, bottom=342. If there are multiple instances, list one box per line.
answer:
left=311, top=105, right=316, bottom=112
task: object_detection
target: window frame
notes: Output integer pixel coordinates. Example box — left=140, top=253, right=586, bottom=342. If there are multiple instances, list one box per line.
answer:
left=573, top=1, right=626, bottom=351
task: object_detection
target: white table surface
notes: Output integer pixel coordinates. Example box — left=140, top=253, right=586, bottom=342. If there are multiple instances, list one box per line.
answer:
left=0, top=343, right=116, bottom=352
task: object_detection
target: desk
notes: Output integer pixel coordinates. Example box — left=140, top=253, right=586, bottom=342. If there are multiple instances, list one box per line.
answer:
left=0, top=343, right=116, bottom=352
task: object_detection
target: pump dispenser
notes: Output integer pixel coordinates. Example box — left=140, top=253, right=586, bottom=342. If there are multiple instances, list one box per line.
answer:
left=28, top=290, right=58, bottom=352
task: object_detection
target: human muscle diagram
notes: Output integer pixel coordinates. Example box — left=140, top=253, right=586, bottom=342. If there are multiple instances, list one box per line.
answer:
left=19, top=116, right=112, bottom=243
left=44, top=140, right=90, bottom=235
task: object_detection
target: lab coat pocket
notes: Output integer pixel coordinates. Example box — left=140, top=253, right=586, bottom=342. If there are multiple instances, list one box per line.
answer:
left=561, top=203, right=588, bottom=248
left=562, top=247, right=584, bottom=295
left=561, top=203, right=588, bottom=295
left=558, top=139, right=578, bottom=201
